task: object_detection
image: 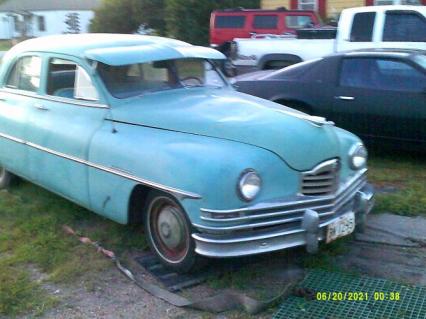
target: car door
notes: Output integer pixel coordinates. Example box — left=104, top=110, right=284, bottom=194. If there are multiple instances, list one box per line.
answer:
left=332, top=56, right=426, bottom=145
left=25, top=55, right=109, bottom=207
left=0, top=54, right=43, bottom=177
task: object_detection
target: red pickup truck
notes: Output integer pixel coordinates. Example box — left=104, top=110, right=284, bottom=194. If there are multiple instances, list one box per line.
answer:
left=210, top=7, right=320, bottom=50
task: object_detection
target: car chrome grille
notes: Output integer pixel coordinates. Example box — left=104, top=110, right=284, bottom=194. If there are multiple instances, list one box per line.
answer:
left=196, top=169, right=368, bottom=235
left=301, top=159, right=339, bottom=196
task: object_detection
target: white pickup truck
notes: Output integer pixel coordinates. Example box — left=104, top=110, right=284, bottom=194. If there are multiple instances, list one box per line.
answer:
left=229, top=5, right=426, bottom=75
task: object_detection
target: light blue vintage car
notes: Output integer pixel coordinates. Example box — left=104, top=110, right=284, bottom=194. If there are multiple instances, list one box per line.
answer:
left=0, top=34, right=374, bottom=272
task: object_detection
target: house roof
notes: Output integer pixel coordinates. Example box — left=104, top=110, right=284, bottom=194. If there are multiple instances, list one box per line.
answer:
left=0, top=0, right=101, bottom=12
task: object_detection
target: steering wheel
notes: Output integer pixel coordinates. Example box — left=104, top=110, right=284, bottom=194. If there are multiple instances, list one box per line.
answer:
left=180, top=76, right=203, bottom=86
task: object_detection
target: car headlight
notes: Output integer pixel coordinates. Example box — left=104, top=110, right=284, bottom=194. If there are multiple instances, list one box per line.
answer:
left=238, top=169, right=261, bottom=201
left=349, top=144, right=367, bottom=170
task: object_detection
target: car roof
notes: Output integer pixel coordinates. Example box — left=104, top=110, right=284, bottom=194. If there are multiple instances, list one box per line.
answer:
left=331, top=48, right=425, bottom=59
left=342, top=5, right=426, bottom=15
left=3, top=34, right=225, bottom=66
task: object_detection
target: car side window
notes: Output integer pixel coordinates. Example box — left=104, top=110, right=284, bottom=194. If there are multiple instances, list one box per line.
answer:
left=215, top=16, right=246, bottom=28
left=46, top=58, right=99, bottom=101
left=253, top=15, right=278, bottom=29
left=6, top=56, right=42, bottom=92
left=340, top=58, right=425, bottom=93
left=383, top=11, right=426, bottom=42
left=285, top=15, right=314, bottom=29
left=350, top=12, right=375, bottom=42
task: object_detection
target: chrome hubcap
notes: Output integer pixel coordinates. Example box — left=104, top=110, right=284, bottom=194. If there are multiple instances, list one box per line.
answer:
left=149, top=197, right=190, bottom=264
left=157, top=205, right=185, bottom=250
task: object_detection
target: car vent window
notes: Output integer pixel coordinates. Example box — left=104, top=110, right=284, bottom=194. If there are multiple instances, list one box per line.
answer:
left=253, top=15, right=278, bottom=29
left=350, top=12, right=376, bottom=42
left=46, top=58, right=99, bottom=101
left=74, top=66, right=99, bottom=101
left=6, top=56, right=41, bottom=92
left=383, top=11, right=426, bottom=42
left=215, top=15, right=246, bottom=28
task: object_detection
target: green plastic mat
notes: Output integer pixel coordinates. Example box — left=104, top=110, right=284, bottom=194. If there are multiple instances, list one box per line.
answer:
left=273, top=269, right=426, bottom=319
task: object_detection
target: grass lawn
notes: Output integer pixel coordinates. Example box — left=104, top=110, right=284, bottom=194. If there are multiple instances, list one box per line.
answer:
left=0, top=182, right=147, bottom=316
left=368, top=152, right=426, bottom=216
left=0, top=40, right=13, bottom=52
left=0, top=152, right=424, bottom=316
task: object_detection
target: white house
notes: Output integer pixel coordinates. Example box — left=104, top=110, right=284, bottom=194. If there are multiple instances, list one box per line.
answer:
left=0, top=0, right=101, bottom=39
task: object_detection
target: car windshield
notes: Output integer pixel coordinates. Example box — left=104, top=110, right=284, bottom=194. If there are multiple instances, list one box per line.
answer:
left=97, top=58, right=227, bottom=99
left=412, top=54, right=426, bottom=70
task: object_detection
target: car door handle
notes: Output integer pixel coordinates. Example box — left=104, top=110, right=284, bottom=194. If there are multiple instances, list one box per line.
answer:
left=335, top=96, right=355, bottom=101
left=34, top=103, right=49, bottom=111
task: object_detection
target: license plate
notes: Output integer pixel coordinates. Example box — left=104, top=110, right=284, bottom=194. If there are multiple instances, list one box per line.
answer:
left=326, top=212, right=355, bottom=243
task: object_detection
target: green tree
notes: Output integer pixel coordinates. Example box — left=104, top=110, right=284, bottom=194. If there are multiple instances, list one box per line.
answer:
left=165, top=0, right=260, bottom=46
left=90, top=0, right=165, bottom=35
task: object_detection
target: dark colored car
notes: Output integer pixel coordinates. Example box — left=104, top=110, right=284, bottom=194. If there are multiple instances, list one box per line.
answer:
left=235, top=49, right=426, bottom=150
left=210, top=8, right=320, bottom=49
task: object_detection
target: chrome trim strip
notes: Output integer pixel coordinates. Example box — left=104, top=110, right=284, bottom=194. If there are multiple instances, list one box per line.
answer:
left=200, top=169, right=367, bottom=215
left=192, top=227, right=305, bottom=244
left=0, top=88, right=109, bottom=109
left=0, top=131, right=201, bottom=199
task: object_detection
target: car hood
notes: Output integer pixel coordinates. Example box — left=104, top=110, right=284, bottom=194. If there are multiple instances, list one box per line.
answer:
left=110, top=88, right=340, bottom=171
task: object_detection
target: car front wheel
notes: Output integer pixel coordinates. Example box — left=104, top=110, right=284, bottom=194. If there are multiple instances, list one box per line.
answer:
left=144, top=191, right=201, bottom=273
left=0, top=166, right=15, bottom=189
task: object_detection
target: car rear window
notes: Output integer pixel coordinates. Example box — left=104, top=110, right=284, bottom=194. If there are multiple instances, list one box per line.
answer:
left=253, top=15, right=278, bottom=29
left=350, top=12, right=376, bottom=42
left=383, top=11, right=426, bottom=42
left=267, top=58, right=323, bottom=79
left=215, top=15, right=246, bottom=28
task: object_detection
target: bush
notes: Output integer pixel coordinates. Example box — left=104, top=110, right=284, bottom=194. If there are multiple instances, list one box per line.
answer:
left=90, top=0, right=165, bottom=35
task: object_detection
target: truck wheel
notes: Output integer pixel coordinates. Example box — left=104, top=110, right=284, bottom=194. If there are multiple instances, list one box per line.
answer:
left=264, top=60, right=294, bottom=70
left=144, top=191, right=202, bottom=273
left=0, top=166, right=15, bottom=189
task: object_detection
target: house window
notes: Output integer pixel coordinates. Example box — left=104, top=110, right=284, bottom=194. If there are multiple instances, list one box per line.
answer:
left=38, top=16, right=45, bottom=31
left=298, top=0, right=317, bottom=11
left=13, top=15, right=19, bottom=32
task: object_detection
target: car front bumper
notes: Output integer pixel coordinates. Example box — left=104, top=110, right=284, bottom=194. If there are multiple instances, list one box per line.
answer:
left=192, top=171, right=374, bottom=258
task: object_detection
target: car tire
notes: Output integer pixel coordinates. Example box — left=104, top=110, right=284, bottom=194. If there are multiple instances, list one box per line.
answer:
left=0, top=166, right=15, bottom=189
left=143, top=190, right=204, bottom=273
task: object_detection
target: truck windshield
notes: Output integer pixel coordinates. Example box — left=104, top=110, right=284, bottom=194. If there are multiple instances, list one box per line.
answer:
left=98, top=58, right=226, bottom=99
